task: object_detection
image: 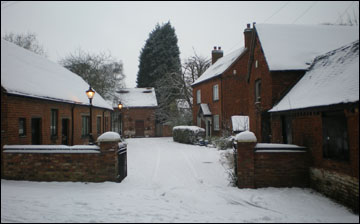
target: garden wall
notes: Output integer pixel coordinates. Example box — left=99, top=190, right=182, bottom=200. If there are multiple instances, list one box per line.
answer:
left=2, top=133, right=127, bottom=182
left=236, top=132, right=308, bottom=189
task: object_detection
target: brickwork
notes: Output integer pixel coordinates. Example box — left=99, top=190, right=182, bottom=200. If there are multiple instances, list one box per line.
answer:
left=310, top=167, right=359, bottom=213
left=254, top=151, right=309, bottom=188
left=247, top=34, right=304, bottom=141
left=236, top=139, right=308, bottom=189
left=236, top=142, right=256, bottom=188
left=271, top=107, right=359, bottom=212
left=192, top=77, right=222, bottom=136
left=2, top=140, right=122, bottom=182
left=1, top=92, right=112, bottom=147
left=121, top=107, right=156, bottom=137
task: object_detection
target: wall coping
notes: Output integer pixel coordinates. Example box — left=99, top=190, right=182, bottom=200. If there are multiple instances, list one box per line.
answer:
left=3, top=145, right=100, bottom=153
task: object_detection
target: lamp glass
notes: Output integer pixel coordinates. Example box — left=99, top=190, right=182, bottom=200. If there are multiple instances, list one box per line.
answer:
left=86, top=87, right=95, bottom=99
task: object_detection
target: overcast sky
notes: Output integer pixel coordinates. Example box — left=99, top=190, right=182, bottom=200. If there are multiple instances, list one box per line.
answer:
left=1, top=1, right=359, bottom=88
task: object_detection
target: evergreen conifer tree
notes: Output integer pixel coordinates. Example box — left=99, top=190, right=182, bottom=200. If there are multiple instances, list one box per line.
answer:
left=136, top=22, right=182, bottom=123
left=136, top=22, right=181, bottom=88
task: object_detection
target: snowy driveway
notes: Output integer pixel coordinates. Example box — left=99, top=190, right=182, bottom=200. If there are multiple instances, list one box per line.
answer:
left=1, top=137, right=358, bottom=223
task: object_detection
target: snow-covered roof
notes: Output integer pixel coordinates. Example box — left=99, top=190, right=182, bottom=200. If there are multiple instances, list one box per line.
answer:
left=199, top=103, right=212, bottom=116
left=108, top=88, right=158, bottom=108
left=269, top=40, right=359, bottom=113
left=192, top=47, right=246, bottom=86
left=1, top=40, right=112, bottom=110
left=231, top=115, right=249, bottom=132
left=255, top=24, right=359, bottom=71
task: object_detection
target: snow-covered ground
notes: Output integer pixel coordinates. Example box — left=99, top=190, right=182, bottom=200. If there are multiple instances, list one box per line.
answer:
left=1, top=137, right=358, bottom=223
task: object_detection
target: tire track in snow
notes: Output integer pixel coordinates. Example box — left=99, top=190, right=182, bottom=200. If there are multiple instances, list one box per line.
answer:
left=150, top=147, right=161, bottom=185
left=180, top=150, right=203, bottom=185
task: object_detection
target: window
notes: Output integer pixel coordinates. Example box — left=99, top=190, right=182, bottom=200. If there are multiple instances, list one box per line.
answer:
left=213, top=115, right=220, bottom=131
left=255, top=79, right=261, bottom=102
left=213, top=84, right=219, bottom=101
left=19, top=118, right=26, bottom=136
left=281, top=115, right=292, bottom=144
left=196, top=89, right=201, bottom=104
left=97, top=116, right=101, bottom=135
left=50, top=109, right=58, bottom=137
left=82, top=115, right=90, bottom=137
left=105, top=117, right=109, bottom=131
left=322, top=111, right=349, bottom=161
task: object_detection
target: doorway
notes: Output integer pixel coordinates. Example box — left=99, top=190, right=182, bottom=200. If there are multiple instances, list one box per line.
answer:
left=31, top=118, right=41, bottom=145
left=135, top=120, right=145, bottom=137
left=62, top=118, right=69, bottom=145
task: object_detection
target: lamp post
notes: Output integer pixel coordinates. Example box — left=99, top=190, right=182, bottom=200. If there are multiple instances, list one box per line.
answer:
left=86, top=86, right=95, bottom=145
left=117, top=101, right=123, bottom=135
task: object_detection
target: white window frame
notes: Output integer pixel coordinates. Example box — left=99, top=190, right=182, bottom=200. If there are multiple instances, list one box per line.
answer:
left=255, top=79, right=261, bottom=102
left=213, top=115, right=220, bottom=131
left=213, top=84, right=219, bottom=101
left=196, top=89, right=201, bottom=104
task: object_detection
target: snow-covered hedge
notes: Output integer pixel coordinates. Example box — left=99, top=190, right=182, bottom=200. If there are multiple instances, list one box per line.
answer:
left=173, top=126, right=205, bottom=144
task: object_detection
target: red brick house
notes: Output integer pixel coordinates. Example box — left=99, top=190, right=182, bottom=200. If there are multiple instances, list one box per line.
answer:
left=192, top=23, right=358, bottom=211
left=191, top=45, right=249, bottom=137
left=1, top=39, right=113, bottom=149
left=109, top=88, right=158, bottom=138
left=269, top=40, right=359, bottom=212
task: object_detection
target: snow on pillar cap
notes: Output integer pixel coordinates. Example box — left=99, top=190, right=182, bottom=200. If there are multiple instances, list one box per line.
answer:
left=97, top=132, right=121, bottom=142
left=235, top=131, right=257, bottom=142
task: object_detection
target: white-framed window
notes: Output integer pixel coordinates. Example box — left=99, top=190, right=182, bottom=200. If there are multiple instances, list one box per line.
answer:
left=213, top=115, right=220, bottom=131
left=213, top=84, right=219, bottom=101
left=196, top=89, right=201, bottom=104
left=255, top=79, right=261, bottom=102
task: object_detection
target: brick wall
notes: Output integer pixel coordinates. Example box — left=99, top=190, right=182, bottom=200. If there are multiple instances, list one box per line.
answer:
left=1, top=93, right=111, bottom=147
left=270, top=107, right=359, bottom=212
left=192, top=77, right=222, bottom=135
left=221, top=50, right=250, bottom=130
left=2, top=140, right=124, bottom=182
left=236, top=139, right=308, bottom=189
left=247, top=33, right=304, bottom=141
left=121, top=107, right=156, bottom=137
left=310, top=167, right=359, bottom=213
left=254, top=151, right=309, bottom=188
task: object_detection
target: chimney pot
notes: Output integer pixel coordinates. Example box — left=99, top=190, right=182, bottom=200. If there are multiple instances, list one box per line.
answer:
left=247, top=23, right=251, bottom=28
left=211, top=45, right=224, bottom=64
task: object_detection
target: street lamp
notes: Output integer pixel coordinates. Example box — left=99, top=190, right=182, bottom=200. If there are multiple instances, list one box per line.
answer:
left=86, top=86, right=95, bottom=145
left=118, top=101, right=123, bottom=110
left=117, top=101, right=123, bottom=135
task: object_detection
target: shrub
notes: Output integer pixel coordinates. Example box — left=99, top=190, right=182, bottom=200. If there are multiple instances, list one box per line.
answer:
left=213, top=136, right=235, bottom=150
left=173, top=126, right=205, bottom=144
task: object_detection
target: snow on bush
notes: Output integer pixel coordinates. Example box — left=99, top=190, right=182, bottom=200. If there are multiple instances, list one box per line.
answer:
left=173, top=126, right=205, bottom=144
left=235, top=131, right=257, bottom=142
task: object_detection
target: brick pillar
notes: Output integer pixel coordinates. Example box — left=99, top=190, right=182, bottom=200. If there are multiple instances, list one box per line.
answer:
left=236, top=131, right=257, bottom=188
left=97, top=132, right=121, bottom=182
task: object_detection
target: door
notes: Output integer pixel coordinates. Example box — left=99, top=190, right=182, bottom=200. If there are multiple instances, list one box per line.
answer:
left=31, top=118, right=41, bottom=145
left=135, top=120, right=145, bottom=137
left=62, top=119, right=69, bottom=145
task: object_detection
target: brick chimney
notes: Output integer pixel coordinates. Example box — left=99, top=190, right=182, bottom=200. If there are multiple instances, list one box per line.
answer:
left=211, top=46, right=223, bottom=64
left=244, top=23, right=253, bottom=49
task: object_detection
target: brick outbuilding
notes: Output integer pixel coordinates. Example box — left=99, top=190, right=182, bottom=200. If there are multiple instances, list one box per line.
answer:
left=1, top=40, right=113, bottom=175
left=108, top=88, right=158, bottom=138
